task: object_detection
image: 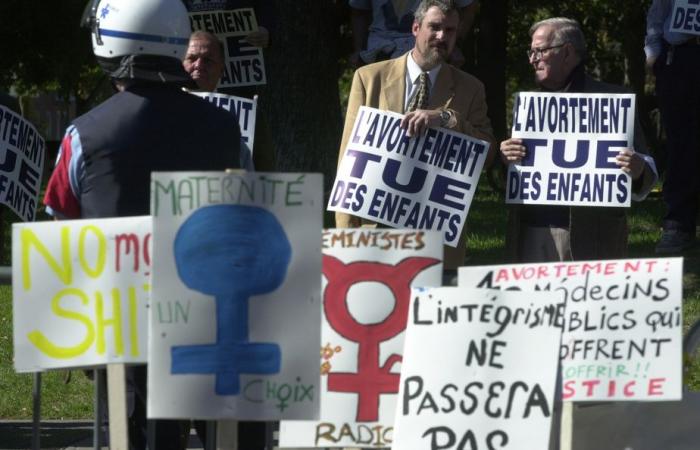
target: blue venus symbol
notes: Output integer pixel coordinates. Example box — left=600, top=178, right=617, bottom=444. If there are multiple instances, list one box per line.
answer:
left=170, top=204, right=292, bottom=395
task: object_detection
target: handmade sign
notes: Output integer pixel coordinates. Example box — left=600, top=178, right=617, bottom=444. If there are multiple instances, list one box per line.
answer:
left=0, top=105, right=45, bottom=221
left=188, top=7, right=266, bottom=87
left=190, top=92, right=257, bottom=151
left=148, top=171, right=322, bottom=420
left=392, top=286, right=564, bottom=450
left=328, top=106, right=489, bottom=247
left=279, top=229, right=442, bottom=448
left=507, top=92, right=635, bottom=207
left=12, top=216, right=151, bottom=371
left=459, top=258, right=683, bottom=401
left=670, top=0, right=700, bottom=35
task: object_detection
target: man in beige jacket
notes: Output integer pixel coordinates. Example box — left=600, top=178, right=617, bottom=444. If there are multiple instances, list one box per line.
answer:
left=335, top=0, right=494, bottom=270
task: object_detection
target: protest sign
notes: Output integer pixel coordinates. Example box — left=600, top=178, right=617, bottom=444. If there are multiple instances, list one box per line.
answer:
left=0, top=105, right=45, bottom=221
left=279, top=229, right=442, bottom=448
left=327, top=106, right=489, bottom=247
left=459, top=258, right=683, bottom=401
left=670, top=0, right=700, bottom=35
left=12, top=216, right=151, bottom=372
left=392, top=286, right=564, bottom=450
left=190, top=92, right=257, bottom=151
left=506, top=92, right=635, bottom=207
left=188, top=7, right=266, bottom=87
left=148, top=171, right=322, bottom=420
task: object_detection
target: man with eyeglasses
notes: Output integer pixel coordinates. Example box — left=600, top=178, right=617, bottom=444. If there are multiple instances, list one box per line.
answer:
left=499, top=17, right=658, bottom=263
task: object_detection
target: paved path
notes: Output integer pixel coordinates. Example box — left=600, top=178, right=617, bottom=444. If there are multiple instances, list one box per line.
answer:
left=0, top=421, right=204, bottom=450
left=571, top=392, right=700, bottom=450
left=5, top=398, right=700, bottom=450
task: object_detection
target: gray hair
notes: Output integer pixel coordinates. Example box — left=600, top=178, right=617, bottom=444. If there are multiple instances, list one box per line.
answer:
left=414, top=0, right=458, bottom=25
left=529, top=17, right=587, bottom=60
left=188, top=30, right=225, bottom=63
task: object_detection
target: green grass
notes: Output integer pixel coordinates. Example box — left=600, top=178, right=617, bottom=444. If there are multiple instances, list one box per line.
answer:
left=0, top=286, right=94, bottom=420
left=2, top=177, right=700, bottom=418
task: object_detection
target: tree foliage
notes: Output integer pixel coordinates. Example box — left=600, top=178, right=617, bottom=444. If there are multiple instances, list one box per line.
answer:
left=0, top=0, right=101, bottom=110
left=1, top=1, right=661, bottom=171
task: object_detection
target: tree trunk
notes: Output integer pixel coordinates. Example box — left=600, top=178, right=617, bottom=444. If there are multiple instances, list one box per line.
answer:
left=474, top=0, right=507, bottom=142
left=258, top=1, right=344, bottom=193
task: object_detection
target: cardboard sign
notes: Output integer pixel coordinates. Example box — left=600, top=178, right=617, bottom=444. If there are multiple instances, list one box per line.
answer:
left=148, top=172, right=322, bottom=420
left=279, top=229, right=443, bottom=448
left=189, top=8, right=266, bottom=87
left=12, top=216, right=151, bottom=372
left=0, top=105, right=45, bottom=221
left=506, top=92, right=635, bottom=207
left=392, top=287, right=564, bottom=450
left=190, top=92, right=257, bottom=151
left=670, top=0, right=700, bottom=35
left=328, top=106, right=489, bottom=247
left=459, top=258, right=683, bottom=401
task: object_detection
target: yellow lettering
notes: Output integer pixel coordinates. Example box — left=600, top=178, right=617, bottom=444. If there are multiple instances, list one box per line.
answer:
left=27, top=288, right=94, bottom=358
left=79, top=226, right=106, bottom=278
left=129, top=286, right=139, bottom=357
left=21, top=227, right=72, bottom=290
left=95, top=289, right=124, bottom=356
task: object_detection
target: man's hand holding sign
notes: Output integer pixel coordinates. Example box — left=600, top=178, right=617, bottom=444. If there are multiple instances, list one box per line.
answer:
left=401, top=107, right=455, bottom=137
left=502, top=92, right=644, bottom=208
left=501, top=141, right=645, bottom=178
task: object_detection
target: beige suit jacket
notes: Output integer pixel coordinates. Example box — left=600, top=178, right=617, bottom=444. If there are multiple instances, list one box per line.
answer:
left=334, top=52, right=495, bottom=269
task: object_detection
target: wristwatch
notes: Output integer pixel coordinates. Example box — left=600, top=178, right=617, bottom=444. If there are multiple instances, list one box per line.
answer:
left=439, top=109, right=453, bottom=127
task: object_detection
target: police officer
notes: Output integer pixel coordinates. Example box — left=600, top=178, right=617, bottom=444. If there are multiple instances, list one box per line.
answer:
left=43, top=0, right=246, bottom=447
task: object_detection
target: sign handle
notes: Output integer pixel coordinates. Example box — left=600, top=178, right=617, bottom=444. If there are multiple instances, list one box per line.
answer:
left=560, top=401, right=573, bottom=450
left=31, top=372, right=41, bottom=450
left=94, top=369, right=106, bottom=450
left=107, top=364, right=129, bottom=450
left=216, top=419, right=238, bottom=450
left=205, top=421, right=217, bottom=450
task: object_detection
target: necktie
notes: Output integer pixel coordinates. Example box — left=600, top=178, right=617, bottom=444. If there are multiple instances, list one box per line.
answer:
left=406, top=72, right=429, bottom=112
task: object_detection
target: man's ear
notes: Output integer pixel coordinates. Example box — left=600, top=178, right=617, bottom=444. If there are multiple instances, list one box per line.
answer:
left=412, top=19, right=420, bottom=37
left=564, top=43, right=577, bottom=63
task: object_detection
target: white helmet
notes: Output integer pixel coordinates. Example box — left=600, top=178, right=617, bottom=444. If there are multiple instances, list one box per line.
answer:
left=84, top=0, right=191, bottom=60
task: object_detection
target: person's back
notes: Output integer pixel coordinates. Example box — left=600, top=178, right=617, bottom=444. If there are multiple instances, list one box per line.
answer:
left=43, top=1, right=243, bottom=448
left=73, top=82, right=240, bottom=218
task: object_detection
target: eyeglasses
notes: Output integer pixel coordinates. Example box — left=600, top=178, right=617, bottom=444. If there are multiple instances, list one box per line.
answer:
left=526, top=44, right=566, bottom=60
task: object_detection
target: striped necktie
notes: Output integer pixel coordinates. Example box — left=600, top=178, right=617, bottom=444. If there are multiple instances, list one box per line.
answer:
left=406, top=72, right=429, bottom=112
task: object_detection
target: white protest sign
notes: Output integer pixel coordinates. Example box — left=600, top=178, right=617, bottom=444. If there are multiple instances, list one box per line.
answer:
left=0, top=105, right=45, bottom=221
left=189, top=8, right=266, bottom=87
left=459, top=258, right=683, bottom=401
left=12, top=216, right=151, bottom=372
left=670, top=0, right=700, bottom=35
left=279, top=228, right=443, bottom=448
left=148, top=172, right=322, bottom=420
left=392, top=287, right=564, bottom=450
left=507, top=92, right=635, bottom=207
left=328, top=106, right=489, bottom=247
left=190, top=91, right=257, bottom=151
